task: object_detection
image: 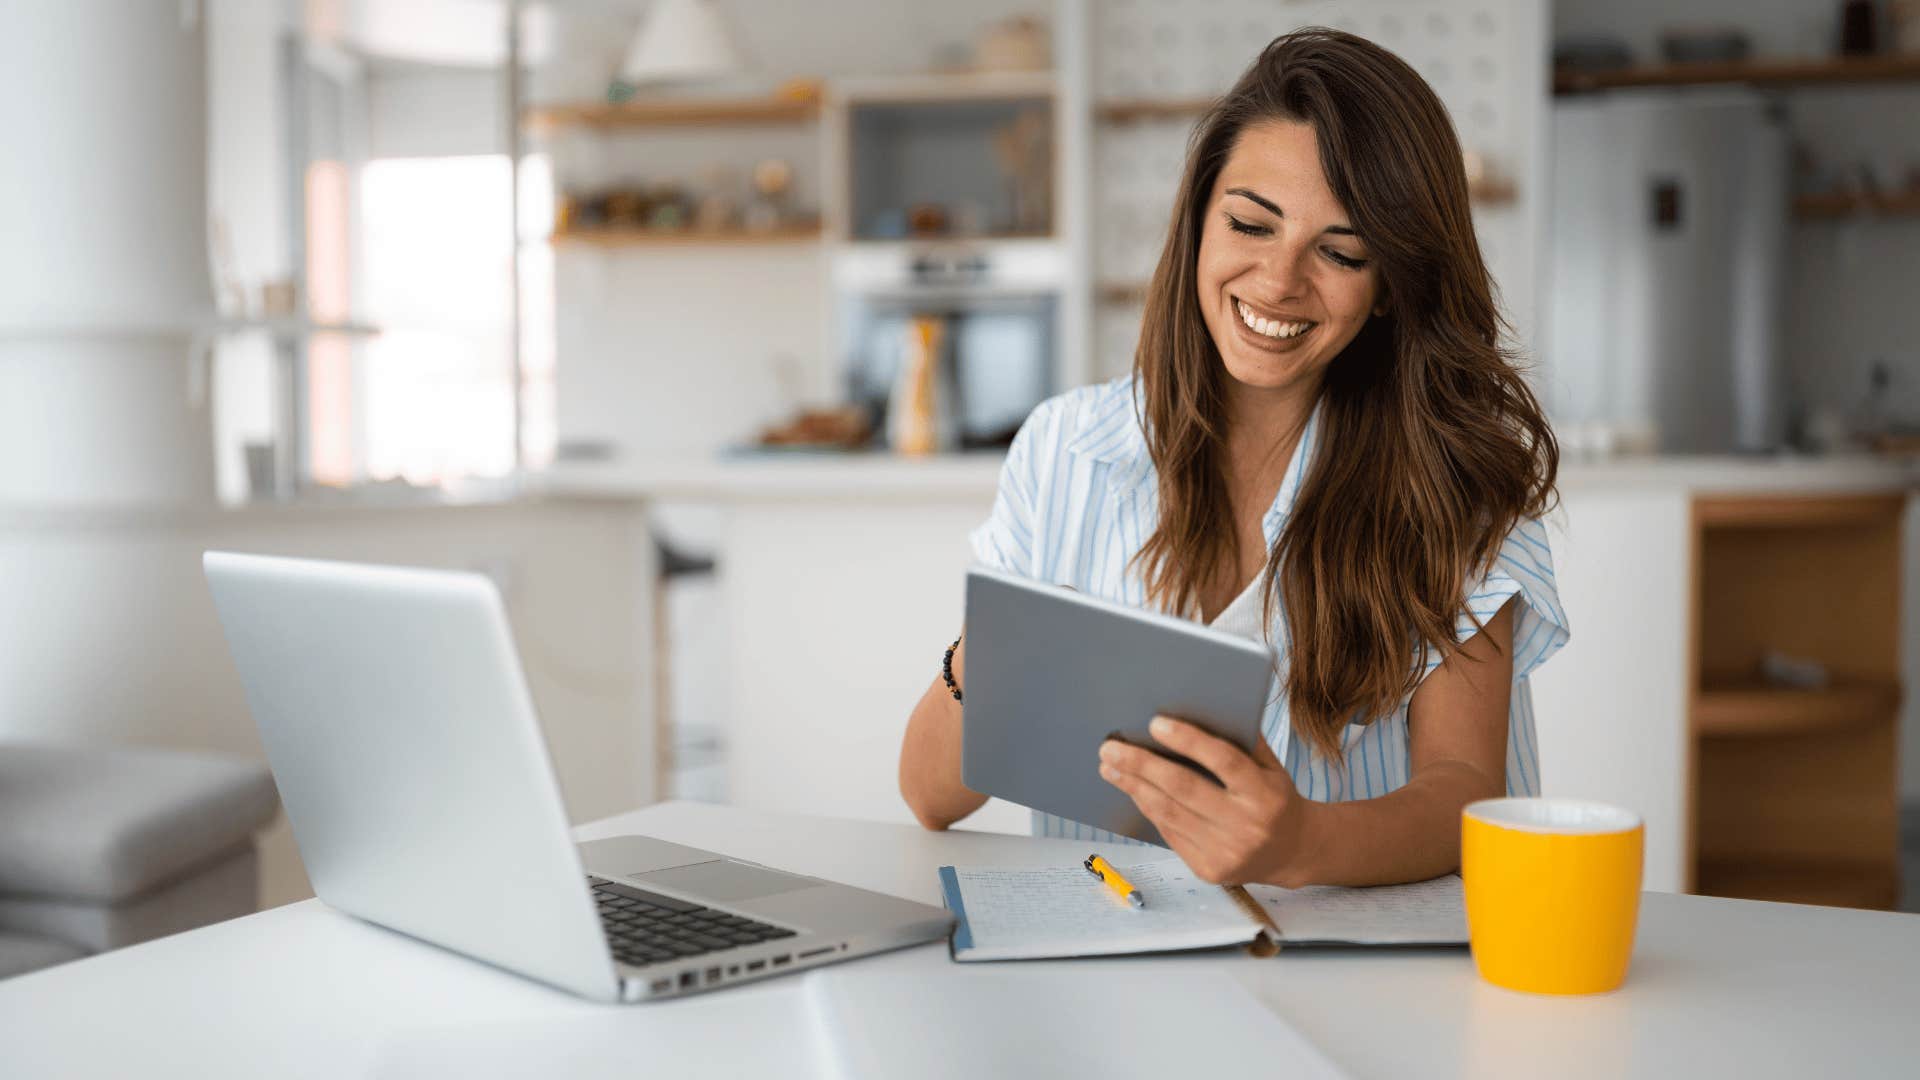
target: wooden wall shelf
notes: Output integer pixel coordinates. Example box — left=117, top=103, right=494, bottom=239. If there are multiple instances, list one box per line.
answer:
left=550, top=224, right=822, bottom=247
left=1554, top=54, right=1920, bottom=94
left=1693, top=680, right=1901, bottom=739
left=1794, top=191, right=1920, bottom=220
left=1096, top=97, right=1217, bottom=123
left=525, top=96, right=820, bottom=131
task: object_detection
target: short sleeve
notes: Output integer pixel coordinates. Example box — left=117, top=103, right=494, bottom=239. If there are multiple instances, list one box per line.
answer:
left=966, top=400, right=1052, bottom=576
left=1420, top=516, right=1572, bottom=685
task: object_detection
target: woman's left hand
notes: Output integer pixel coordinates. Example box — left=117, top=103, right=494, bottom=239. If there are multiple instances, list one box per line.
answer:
left=1099, top=715, right=1311, bottom=886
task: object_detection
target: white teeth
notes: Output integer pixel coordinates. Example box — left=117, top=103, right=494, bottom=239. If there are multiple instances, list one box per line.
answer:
left=1236, top=300, right=1313, bottom=340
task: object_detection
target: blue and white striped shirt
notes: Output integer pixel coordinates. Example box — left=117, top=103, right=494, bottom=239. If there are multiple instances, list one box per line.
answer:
left=968, top=377, right=1571, bottom=844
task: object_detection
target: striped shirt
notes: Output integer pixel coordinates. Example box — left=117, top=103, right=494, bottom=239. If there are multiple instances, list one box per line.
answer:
left=968, top=377, right=1571, bottom=844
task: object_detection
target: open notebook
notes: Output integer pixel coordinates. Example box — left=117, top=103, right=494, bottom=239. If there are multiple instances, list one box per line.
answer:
left=937, top=857, right=1466, bottom=962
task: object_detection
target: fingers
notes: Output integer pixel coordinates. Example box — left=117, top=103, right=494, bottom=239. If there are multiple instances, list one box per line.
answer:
left=1146, top=715, right=1266, bottom=790
left=1100, top=753, right=1213, bottom=841
left=1099, top=738, right=1233, bottom=819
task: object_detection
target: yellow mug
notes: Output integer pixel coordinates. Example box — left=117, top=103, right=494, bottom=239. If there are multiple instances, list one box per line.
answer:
left=1461, top=797, right=1643, bottom=995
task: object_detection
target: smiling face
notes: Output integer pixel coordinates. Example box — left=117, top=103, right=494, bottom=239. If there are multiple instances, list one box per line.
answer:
left=1195, top=119, right=1384, bottom=402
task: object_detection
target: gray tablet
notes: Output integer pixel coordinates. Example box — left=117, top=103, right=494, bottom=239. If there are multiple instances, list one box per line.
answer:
left=960, top=567, right=1278, bottom=846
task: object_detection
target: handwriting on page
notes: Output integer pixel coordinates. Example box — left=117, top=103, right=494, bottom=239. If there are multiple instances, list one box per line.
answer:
left=953, top=860, right=1251, bottom=950
left=1246, top=875, right=1468, bottom=945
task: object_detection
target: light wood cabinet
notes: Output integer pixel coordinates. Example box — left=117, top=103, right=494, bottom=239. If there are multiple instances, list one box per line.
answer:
left=1689, top=494, right=1907, bottom=908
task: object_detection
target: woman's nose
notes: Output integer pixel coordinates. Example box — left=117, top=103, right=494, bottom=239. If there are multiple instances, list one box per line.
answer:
left=1250, top=241, right=1313, bottom=302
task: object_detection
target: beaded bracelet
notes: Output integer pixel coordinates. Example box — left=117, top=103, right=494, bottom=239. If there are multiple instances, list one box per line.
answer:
left=941, top=635, right=963, bottom=702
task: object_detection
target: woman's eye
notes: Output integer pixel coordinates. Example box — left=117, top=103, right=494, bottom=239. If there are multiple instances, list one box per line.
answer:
left=1323, top=248, right=1369, bottom=270
left=1223, top=213, right=1269, bottom=236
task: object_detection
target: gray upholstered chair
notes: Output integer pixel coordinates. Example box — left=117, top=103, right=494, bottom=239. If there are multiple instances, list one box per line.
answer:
left=0, top=742, right=279, bottom=979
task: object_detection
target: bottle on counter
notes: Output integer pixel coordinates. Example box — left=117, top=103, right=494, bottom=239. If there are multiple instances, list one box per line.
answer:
left=888, top=314, right=952, bottom=457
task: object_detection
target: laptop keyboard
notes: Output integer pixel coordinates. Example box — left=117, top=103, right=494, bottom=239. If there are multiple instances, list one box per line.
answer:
left=591, top=879, right=797, bottom=968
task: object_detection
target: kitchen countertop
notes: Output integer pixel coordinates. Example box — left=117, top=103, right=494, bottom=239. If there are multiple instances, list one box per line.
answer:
left=16, top=453, right=1905, bottom=529
left=534, top=451, right=1920, bottom=504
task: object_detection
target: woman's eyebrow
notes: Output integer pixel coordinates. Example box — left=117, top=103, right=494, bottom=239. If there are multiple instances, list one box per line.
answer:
left=1224, top=186, right=1357, bottom=237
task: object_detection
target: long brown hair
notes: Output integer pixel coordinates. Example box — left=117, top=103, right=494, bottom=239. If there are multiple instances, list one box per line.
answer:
left=1132, top=28, right=1558, bottom=760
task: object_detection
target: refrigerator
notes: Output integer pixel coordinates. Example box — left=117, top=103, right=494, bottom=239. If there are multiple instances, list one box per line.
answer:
left=1547, top=90, right=1791, bottom=454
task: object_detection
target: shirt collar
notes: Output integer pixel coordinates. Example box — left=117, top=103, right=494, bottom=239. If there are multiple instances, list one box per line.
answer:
left=1063, top=379, right=1156, bottom=494
left=1064, top=379, right=1324, bottom=541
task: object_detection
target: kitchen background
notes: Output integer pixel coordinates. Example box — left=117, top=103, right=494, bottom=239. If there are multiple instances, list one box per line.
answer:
left=2, top=0, right=1917, bottom=977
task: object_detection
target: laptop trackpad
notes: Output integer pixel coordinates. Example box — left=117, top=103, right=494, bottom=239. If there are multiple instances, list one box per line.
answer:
left=635, top=859, right=816, bottom=901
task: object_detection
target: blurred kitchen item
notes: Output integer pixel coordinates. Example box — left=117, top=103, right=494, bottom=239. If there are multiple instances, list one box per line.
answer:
left=773, top=77, right=824, bottom=105
left=604, top=189, right=642, bottom=226
left=1759, top=650, right=1831, bottom=690
left=1869, top=431, right=1920, bottom=455
left=1659, top=27, right=1751, bottom=64
left=1851, top=360, right=1894, bottom=443
left=888, top=315, right=950, bottom=456
left=259, top=278, right=297, bottom=317
left=993, top=108, right=1053, bottom=235
left=756, top=405, right=872, bottom=450
left=1894, top=0, right=1920, bottom=52
left=694, top=166, right=741, bottom=231
left=865, top=208, right=908, bottom=239
left=1548, top=92, right=1789, bottom=454
left=753, top=158, right=793, bottom=198
left=693, top=195, right=736, bottom=231
left=1840, top=0, right=1879, bottom=55
left=243, top=441, right=278, bottom=500
left=1463, top=150, right=1488, bottom=188
left=1462, top=149, right=1516, bottom=203
left=618, top=0, right=748, bottom=88
left=951, top=201, right=988, bottom=235
left=838, top=243, right=1058, bottom=450
left=744, top=158, right=794, bottom=232
left=907, top=203, right=950, bottom=236
left=1802, top=406, right=1855, bottom=451
left=1552, top=35, right=1634, bottom=75
left=975, top=16, right=1050, bottom=72
left=646, top=183, right=692, bottom=231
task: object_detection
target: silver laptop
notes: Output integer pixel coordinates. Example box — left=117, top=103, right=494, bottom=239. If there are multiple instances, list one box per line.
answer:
left=204, top=551, right=952, bottom=1003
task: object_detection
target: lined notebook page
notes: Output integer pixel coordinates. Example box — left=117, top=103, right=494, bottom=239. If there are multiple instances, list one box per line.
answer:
left=947, top=859, right=1260, bottom=961
left=1246, top=874, right=1468, bottom=946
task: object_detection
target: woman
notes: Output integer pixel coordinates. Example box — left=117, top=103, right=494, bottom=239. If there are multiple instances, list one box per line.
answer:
left=898, top=29, right=1569, bottom=888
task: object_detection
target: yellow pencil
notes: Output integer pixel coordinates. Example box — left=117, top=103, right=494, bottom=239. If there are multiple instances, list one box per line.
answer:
left=1084, top=854, right=1145, bottom=908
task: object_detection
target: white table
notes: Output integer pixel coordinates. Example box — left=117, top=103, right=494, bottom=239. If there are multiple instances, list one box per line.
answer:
left=3, top=801, right=1917, bottom=1079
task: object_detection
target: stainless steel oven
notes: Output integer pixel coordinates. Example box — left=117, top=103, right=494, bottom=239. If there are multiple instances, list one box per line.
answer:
left=834, top=241, right=1062, bottom=450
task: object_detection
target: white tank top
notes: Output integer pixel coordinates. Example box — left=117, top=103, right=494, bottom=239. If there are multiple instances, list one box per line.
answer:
left=1208, top=573, right=1270, bottom=643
